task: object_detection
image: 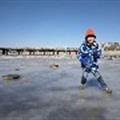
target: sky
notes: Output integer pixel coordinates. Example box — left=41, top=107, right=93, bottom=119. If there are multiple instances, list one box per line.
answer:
left=0, top=0, right=120, bottom=48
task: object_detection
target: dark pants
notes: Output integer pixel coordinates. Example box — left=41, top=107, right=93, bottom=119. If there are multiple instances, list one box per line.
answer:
left=81, top=67, right=107, bottom=89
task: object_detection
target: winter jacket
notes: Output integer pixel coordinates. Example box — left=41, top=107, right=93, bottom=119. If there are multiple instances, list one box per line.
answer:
left=77, top=41, right=101, bottom=69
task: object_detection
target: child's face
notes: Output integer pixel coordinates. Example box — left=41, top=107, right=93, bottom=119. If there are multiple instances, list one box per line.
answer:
left=86, top=37, right=95, bottom=44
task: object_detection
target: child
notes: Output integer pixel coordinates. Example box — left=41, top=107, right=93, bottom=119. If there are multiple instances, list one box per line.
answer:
left=77, top=28, right=112, bottom=94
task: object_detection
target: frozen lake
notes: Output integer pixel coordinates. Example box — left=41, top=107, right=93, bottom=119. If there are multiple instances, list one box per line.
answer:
left=0, top=56, right=120, bottom=120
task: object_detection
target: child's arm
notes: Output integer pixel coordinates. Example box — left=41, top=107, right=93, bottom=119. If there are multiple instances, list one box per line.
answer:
left=76, top=44, right=89, bottom=60
left=93, top=42, right=102, bottom=59
left=80, top=44, right=89, bottom=54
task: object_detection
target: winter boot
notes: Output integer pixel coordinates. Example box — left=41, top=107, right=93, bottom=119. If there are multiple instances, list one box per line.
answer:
left=104, top=87, right=112, bottom=94
left=80, top=76, right=87, bottom=89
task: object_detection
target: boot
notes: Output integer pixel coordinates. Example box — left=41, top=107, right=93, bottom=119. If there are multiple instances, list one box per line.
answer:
left=80, top=84, right=86, bottom=89
left=104, top=87, right=112, bottom=94
left=80, top=76, right=87, bottom=89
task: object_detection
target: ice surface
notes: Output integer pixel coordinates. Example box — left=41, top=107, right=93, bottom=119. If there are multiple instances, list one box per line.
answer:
left=0, top=56, right=120, bottom=120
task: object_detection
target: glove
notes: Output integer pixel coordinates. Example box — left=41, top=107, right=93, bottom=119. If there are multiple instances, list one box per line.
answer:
left=93, top=49, right=101, bottom=58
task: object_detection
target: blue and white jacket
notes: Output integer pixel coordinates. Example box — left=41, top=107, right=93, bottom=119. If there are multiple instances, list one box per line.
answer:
left=77, top=41, right=101, bottom=68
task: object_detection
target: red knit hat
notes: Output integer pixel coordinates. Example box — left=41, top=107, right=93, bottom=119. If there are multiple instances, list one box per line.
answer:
left=85, top=28, right=96, bottom=40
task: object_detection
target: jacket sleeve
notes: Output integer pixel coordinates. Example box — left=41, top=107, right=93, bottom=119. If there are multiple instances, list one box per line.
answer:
left=76, top=44, right=89, bottom=60
left=93, top=42, right=102, bottom=59
left=80, top=44, right=89, bottom=54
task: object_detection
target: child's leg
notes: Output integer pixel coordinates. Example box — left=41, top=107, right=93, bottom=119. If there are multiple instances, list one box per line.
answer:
left=91, top=69, right=107, bottom=89
left=81, top=68, right=89, bottom=85
left=91, top=69, right=112, bottom=93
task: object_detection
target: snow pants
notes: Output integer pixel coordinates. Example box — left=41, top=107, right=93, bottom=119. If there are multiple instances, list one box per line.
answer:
left=81, top=67, right=107, bottom=89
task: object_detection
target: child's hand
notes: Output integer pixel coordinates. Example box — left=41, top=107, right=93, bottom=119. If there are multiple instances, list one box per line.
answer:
left=89, top=49, right=94, bottom=55
left=93, top=49, right=101, bottom=58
